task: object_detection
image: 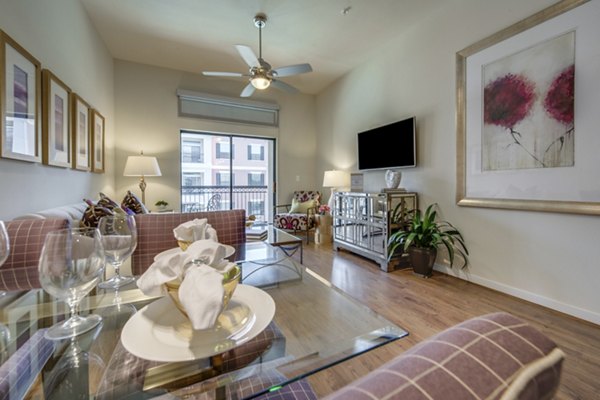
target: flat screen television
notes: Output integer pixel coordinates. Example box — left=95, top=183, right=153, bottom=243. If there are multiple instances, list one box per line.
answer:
left=357, top=117, right=416, bottom=170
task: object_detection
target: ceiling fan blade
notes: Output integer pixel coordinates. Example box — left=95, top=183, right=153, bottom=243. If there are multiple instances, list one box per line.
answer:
left=271, top=79, right=299, bottom=94
left=272, top=63, right=313, bottom=77
left=202, top=71, right=244, bottom=77
left=235, top=45, right=260, bottom=68
left=240, top=83, right=256, bottom=97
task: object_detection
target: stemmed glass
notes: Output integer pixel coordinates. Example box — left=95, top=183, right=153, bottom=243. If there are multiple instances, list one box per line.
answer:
left=0, top=221, right=9, bottom=267
left=97, top=215, right=137, bottom=289
left=38, top=227, right=105, bottom=340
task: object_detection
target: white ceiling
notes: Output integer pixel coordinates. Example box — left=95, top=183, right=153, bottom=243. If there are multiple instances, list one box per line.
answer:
left=80, top=0, right=445, bottom=95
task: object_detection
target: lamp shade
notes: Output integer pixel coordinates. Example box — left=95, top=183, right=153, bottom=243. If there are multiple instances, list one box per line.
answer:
left=323, top=170, right=350, bottom=188
left=123, top=155, right=162, bottom=177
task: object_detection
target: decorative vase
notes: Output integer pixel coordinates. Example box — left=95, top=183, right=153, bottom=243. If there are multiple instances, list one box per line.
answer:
left=385, top=170, right=402, bottom=189
left=408, top=247, right=437, bottom=277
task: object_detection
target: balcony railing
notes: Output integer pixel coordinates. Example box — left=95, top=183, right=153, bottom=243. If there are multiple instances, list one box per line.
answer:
left=181, top=185, right=269, bottom=221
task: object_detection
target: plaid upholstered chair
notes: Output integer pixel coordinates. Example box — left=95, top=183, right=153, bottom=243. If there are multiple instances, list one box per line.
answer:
left=274, top=191, right=321, bottom=243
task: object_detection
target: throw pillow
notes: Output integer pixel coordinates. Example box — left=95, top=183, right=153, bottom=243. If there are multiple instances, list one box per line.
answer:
left=289, top=198, right=317, bottom=214
left=80, top=199, right=114, bottom=228
left=121, top=190, right=148, bottom=214
left=97, top=192, right=120, bottom=210
left=98, top=192, right=135, bottom=216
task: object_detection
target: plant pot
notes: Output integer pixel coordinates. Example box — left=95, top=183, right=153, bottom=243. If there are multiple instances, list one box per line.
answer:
left=408, top=247, right=437, bottom=278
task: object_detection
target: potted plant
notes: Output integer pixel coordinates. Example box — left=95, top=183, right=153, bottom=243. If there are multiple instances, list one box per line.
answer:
left=155, top=200, right=169, bottom=210
left=388, top=203, right=468, bottom=277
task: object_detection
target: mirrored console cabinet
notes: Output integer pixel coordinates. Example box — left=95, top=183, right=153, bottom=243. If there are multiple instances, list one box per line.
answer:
left=333, top=191, right=418, bottom=272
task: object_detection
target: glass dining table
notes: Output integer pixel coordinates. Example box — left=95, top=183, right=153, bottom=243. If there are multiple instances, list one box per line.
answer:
left=0, top=240, right=407, bottom=399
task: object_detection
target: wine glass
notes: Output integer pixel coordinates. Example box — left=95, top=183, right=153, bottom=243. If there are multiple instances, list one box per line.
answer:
left=0, top=221, right=9, bottom=266
left=38, top=227, right=105, bottom=340
left=97, top=215, right=137, bottom=289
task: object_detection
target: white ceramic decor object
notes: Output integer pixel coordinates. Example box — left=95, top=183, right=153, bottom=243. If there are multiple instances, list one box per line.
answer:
left=385, top=170, right=402, bottom=188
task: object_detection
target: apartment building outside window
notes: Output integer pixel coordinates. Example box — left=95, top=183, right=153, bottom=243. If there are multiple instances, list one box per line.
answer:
left=182, top=173, right=204, bottom=187
left=182, top=139, right=204, bottom=163
left=216, top=142, right=233, bottom=159
left=216, top=171, right=233, bottom=186
left=247, top=144, right=264, bottom=161
left=248, top=172, right=265, bottom=186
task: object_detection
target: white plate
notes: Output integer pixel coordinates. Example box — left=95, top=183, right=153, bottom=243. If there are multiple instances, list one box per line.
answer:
left=121, top=285, right=275, bottom=362
left=154, top=244, right=235, bottom=261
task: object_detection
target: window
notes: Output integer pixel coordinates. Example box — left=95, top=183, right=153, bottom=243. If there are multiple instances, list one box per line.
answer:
left=248, top=172, right=265, bottom=186
left=216, top=142, right=234, bottom=159
left=248, top=200, right=265, bottom=217
left=182, top=173, right=204, bottom=187
left=182, top=140, right=204, bottom=163
left=216, top=171, right=233, bottom=186
left=247, top=144, right=265, bottom=161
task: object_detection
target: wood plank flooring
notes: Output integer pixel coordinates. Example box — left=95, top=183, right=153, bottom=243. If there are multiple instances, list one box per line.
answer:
left=298, top=242, right=600, bottom=399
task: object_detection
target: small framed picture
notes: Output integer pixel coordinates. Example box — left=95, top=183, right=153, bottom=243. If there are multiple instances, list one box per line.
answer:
left=0, top=30, right=42, bottom=163
left=91, top=109, right=105, bottom=173
left=71, top=93, right=91, bottom=171
left=42, top=69, right=71, bottom=168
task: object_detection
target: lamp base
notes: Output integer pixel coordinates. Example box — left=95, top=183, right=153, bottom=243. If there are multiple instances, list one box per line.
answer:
left=327, top=188, right=335, bottom=212
left=139, top=177, right=147, bottom=205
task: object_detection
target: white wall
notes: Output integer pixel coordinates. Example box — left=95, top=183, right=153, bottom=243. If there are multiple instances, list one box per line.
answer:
left=316, top=0, right=600, bottom=324
left=114, top=60, right=317, bottom=210
left=0, top=0, right=114, bottom=220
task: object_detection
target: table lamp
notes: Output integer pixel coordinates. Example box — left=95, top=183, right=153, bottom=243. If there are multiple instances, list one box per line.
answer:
left=123, top=151, right=162, bottom=205
left=323, top=170, right=350, bottom=211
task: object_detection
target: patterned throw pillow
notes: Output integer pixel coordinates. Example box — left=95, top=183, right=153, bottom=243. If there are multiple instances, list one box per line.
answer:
left=121, top=190, right=148, bottom=214
left=80, top=199, right=114, bottom=228
left=97, top=192, right=120, bottom=210
left=289, top=198, right=317, bottom=213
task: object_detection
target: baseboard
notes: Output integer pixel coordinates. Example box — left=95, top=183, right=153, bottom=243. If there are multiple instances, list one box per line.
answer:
left=434, top=264, right=600, bottom=326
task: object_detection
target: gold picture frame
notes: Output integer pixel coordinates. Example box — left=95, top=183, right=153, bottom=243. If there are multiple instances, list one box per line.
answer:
left=42, top=69, right=71, bottom=168
left=456, top=0, right=600, bottom=216
left=0, top=30, right=42, bottom=163
left=71, top=93, right=91, bottom=171
left=91, top=109, right=105, bottom=173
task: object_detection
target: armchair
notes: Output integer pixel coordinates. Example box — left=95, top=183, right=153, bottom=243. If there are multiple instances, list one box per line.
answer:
left=274, top=191, right=321, bottom=243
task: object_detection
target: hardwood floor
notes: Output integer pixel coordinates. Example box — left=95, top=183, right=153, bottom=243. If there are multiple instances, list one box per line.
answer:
left=298, top=242, right=600, bottom=399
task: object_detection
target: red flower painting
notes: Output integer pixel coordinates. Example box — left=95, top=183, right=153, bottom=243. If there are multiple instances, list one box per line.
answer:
left=484, top=74, right=545, bottom=167
left=484, top=74, right=536, bottom=129
left=544, top=65, right=574, bottom=125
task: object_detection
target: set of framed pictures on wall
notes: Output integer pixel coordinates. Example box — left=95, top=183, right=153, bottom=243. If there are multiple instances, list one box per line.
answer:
left=0, top=30, right=105, bottom=173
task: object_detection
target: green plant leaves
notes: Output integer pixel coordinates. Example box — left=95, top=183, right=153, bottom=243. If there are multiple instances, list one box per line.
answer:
left=387, top=203, right=469, bottom=269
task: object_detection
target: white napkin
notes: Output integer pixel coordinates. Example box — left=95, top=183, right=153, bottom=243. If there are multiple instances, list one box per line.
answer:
left=173, top=218, right=219, bottom=243
left=136, top=240, right=237, bottom=330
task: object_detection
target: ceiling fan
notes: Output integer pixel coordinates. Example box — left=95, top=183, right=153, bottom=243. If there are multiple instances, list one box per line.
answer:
left=202, top=13, right=313, bottom=97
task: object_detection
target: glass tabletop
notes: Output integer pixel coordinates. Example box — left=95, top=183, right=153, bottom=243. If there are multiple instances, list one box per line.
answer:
left=0, top=249, right=407, bottom=399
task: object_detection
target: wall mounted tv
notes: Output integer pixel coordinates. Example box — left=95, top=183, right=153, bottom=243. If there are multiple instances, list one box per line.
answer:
left=357, top=116, right=416, bottom=171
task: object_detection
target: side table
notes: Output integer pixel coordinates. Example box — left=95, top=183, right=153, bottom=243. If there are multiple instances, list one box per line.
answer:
left=315, top=214, right=333, bottom=244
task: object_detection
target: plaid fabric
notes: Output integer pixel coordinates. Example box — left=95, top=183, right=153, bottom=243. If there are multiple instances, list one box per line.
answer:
left=1, top=218, right=70, bottom=291
left=0, top=329, right=55, bottom=400
left=132, top=210, right=246, bottom=275
left=158, top=356, right=317, bottom=400
left=325, top=313, right=564, bottom=400
left=95, top=321, right=284, bottom=399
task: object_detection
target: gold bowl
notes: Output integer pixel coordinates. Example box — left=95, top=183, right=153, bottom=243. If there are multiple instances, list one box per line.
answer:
left=164, top=265, right=241, bottom=320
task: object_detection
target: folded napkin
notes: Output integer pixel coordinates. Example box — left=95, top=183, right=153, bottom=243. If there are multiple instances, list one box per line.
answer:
left=136, top=240, right=237, bottom=330
left=173, top=218, right=218, bottom=243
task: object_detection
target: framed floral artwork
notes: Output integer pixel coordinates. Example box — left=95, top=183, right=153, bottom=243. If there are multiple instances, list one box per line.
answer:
left=91, top=109, right=104, bottom=173
left=456, top=0, right=600, bottom=215
left=42, top=69, right=71, bottom=168
left=0, top=30, right=42, bottom=163
left=71, top=93, right=91, bottom=171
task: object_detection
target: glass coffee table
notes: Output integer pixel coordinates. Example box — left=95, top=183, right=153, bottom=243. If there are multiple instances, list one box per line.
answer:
left=235, top=227, right=304, bottom=287
left=0, top=251, right=407, bottom=399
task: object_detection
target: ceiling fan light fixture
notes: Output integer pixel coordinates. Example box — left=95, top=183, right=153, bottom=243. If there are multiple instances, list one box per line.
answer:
left=251, top=75, right=271, bottom=90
